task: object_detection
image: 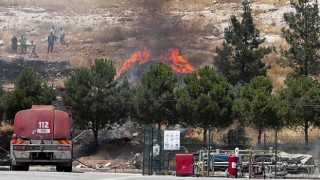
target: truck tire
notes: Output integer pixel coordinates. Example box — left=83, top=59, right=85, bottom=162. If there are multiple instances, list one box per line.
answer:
left=299, top=168, right=308, bottom=174
left=22, top=164, right=29, bottom=171
left=10, top=165, right=19, bottom=171
left=64, top=164, right=72, bottom=172
left=11, top=164, right=29, bottom=171
left=56, top=163, right=72, bottom=172
left=56, top=165, right=64, bottom=172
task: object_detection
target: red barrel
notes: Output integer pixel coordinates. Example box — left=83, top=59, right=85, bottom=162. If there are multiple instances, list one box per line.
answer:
left=228, top=155, right=238, bottom=177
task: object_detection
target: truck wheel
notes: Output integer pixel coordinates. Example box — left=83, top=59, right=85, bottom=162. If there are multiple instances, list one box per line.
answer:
left=64, top=165, right=72, bottom=172
left=56, top=165, right=64, bottom=172
left=56, top=164, right=72, bottom=172
left=11, top=165, right=19, bottom=171
left=22, top=164, right=29, bottom=171
left=299, top=168, right=308, bottom=174
left=11, top=164, right=28, bottom=171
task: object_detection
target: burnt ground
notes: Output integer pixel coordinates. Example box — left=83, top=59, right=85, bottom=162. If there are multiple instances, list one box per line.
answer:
left=0, top=58, right=71, bottom=84
left=0, top=1, right=311, bottom=171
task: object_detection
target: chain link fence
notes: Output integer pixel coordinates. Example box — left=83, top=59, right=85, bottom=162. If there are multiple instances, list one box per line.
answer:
left=143, top=125, right=320, bottom=178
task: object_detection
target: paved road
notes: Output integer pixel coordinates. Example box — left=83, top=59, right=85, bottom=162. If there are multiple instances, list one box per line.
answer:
left=0, top=166, right=318, bottom=180
left=0, top=171, right=319, bottom=180
left=0, top=171, right=209, bottom=180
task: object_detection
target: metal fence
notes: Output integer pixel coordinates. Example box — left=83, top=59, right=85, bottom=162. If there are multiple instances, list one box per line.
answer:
left=142, top=125, right=320, bottom=178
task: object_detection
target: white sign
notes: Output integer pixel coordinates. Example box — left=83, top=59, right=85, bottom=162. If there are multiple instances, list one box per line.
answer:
left=153, top=144, right=160, bottom=156
left=37, top=121, right=50, bottom=134
left=37, top=129, right=50, bottom=134
left=164, top=130, right=180, bottom=150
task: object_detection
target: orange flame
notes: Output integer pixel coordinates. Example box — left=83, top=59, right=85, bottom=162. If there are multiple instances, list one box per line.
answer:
left=116, top=46, right=194, bottom=78
left=167, top=48, right=195, bottom=73
left=116, top=46, right=151, bottom=78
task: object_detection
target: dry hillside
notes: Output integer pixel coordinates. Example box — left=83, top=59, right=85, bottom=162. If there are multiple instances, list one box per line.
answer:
left=0, top=0, right=295, bottom=88
left=1, top=0, right=317, bottom=169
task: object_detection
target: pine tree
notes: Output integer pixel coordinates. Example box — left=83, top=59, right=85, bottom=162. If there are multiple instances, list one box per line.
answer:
left=281, top=0, right=320, bottom=76
left=214, top=0, right=271, bottom=85
left=63, top=58, right=118, bottom=147
left=176, top=66, right=233, bottom=143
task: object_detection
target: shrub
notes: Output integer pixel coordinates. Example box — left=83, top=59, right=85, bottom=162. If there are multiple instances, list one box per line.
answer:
left=221, top=125, right=250, bottom=149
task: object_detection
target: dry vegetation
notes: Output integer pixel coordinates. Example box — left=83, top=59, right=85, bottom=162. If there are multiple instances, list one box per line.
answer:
left=0, top=0, right=117, bottom=13
left=0, top=0, right=289, bottom=12
left=69, top=56, right=92, bottom=69
left=254, top=0, right=288, bottom=5
left=188, top=122, right=320, bottom=149
left=0, top=123, right=14, bottom=151
left=0, top=0, right=295, bottom=90
left=256, top=22, right=283, bottom=35
left=0, top=0, right=293, bottom=88
left=0, top=122, right=13, bottom=133
left=2, top=0, right=314, bottom=156
left=168, top=0, right=213, bottom=10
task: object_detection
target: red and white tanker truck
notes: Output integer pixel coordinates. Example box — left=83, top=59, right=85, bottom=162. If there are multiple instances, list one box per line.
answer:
left=10, top=105, right=73, bottom=172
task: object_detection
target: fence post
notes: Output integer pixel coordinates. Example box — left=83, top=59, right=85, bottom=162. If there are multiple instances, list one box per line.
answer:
left=142, top=125, right=154, bottom=175
left=274, top=127, right=278, bottom=177
left=263, top=129, right=266, bottom=150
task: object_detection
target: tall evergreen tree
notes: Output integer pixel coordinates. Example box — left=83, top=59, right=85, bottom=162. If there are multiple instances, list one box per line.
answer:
left=214, top=0, right=271, bottom=85
left=281, top=0, right=320, bottom=76
left=278, top=76, right=320, bottom=146
left=15, top=67, right=47, bottom=103
left=0, top=83, right=5, bottom=122
left=233, top=76, right=278, bottom=144
left=133, top=62, right=178, bottom=129
left=176, top=66, right=233, bottom=143
left=2, top=89, right=32, bottom=122
left=115, top=77, right=134, bottom=122
left=63, top=58, right=118, bottom=147
left=2, top=67, right=55, bottom=123
left=15, top=67, right=56, bottom=105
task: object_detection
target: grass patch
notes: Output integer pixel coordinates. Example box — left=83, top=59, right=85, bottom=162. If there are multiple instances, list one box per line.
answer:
left=268, top=65, right=291, bottom=90
left=256, top=22, right=282, bottom=35
left=218, top=0, right=240, bottom=3
left=185, top=51, right=212, bottom=67
left=67, top=26, right=140, bottom=44
left=69, top=56, right=92, bottom=69
left=254, top=0, right=288, bottom=6
left=252, top=8, right=266, bottom=16
left=169, top=0, right=212, bottom=10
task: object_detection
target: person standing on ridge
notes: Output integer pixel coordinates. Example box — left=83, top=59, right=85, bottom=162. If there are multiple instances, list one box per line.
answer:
left=50, top=25, right=57, bottom=42
left=59, top=27, right=66, bottom=45
left=19, top=35, right=27, bottom=54
left=11, top=35, right=18, bottom=54
left=29, top=41, right=38, bottom=58
left=47, top=32, right=57, bottom=53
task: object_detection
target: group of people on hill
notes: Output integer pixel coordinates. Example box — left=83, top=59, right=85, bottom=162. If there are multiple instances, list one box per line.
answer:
left=11, top=25, right=67, bottom=58
left=48, top=25, right=66, bottom=53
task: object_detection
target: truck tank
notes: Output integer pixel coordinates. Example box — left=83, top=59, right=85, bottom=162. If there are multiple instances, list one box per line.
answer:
left=10, top=105, right=73, bottom=172
left=14, top=105, right=71, bottom=140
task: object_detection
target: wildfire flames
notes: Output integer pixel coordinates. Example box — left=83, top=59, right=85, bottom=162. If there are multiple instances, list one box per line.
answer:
left=116, top=46, right=195, bottom=78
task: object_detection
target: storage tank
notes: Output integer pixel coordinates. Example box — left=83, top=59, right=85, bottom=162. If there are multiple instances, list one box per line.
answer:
left=10, top=105, right=73, bottom=172
left=14, top=105, right=71, bottom=140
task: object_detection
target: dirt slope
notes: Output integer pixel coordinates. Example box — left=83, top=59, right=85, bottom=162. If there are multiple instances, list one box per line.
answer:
left=0, top=0, right=292, bottom=85
left=0, top=0, right=296, bottom=166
